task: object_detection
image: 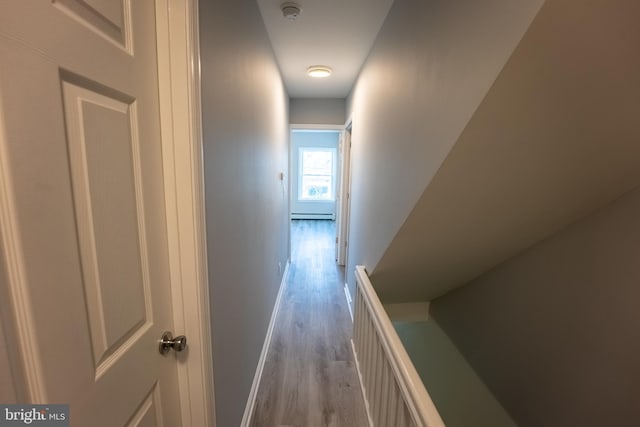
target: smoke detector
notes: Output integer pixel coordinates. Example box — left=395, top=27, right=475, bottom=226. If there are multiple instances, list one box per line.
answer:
left=281, top=2, right=301, bottom=21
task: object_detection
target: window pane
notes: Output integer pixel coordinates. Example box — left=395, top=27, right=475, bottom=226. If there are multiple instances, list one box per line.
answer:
left=302, top=150, right=333, bottom=175
left=299, top=148, right=335, bottom=201
left=301, top=175, right=333, bottom=200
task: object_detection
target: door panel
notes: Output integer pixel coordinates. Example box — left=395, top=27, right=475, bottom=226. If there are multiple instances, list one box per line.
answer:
left=0, top=311, right=16, bottom=404
left=0, top=1, right=181, bottom=425
left=53, top=0, right=130, bottom=50
left=53, top=0, right=129, bottom=50
left=127, top=385, right=163, bottom=427
left=62, top=80, right=150, bottom=373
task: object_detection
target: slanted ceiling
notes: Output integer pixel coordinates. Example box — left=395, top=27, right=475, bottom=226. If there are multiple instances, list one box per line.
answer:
left=371, top=0, right=640, bottom=302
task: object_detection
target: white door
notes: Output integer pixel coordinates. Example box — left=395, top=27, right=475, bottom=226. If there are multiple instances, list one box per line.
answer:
left=336, top=127, right=352, bottom=266
left=0, top=1, right=182, bottom=426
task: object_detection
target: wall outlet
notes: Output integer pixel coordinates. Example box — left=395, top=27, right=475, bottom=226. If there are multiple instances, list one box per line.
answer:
left=278, top=261, right=282, bottom=275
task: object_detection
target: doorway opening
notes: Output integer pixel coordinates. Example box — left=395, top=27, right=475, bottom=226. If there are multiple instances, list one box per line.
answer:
left=290, top=129, right=341, bottom=220
left=288, top=124, right=353, bottom=311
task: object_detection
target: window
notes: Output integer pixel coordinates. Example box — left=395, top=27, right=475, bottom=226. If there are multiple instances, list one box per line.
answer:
left=299, top=148, right=336, bottom=201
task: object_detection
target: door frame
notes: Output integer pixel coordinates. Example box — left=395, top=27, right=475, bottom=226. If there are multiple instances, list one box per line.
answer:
left=336, top=118, right=353, bottom=267
left=155, top=1, right=215, bottom=426
left=289, top=124, right=346, bottom=261
left=0, top=1, right=215, bottom=425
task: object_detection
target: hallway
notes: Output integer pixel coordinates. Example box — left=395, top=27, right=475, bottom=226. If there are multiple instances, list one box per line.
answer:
left=251, top=220, right=369, bottom=426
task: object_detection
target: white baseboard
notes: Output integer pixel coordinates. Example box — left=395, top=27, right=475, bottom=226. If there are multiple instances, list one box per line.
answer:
left=240, top=260, right=290, bottom=427
left=351, top=339, right=374, bottom=427
left=344, top=283, right=353, bottom=322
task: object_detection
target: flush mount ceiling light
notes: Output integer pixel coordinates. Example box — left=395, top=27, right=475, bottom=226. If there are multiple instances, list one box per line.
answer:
left=307, top=66, right=332, bottom=78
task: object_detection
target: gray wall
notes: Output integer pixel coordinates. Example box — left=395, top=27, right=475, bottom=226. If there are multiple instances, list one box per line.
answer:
left=395, top=320, right=516, bottom=427
left=432, top=187, right=640, bottom=427
left=370, top=0, right=640, bottom=302
left=198, top=1, right=289, bottom=425
left=290, top=98, right=346, bottom=125
left=344, top=0, right=544, bottom=298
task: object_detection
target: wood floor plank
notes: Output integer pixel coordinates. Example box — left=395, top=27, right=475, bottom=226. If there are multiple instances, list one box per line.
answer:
left=251, top=220, right=369, bottom=427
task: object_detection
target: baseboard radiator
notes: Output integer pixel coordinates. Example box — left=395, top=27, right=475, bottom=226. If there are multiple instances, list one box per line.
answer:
left=290, top=212, right=335, bottom=220
left=352, top=265, right=445, bottom=427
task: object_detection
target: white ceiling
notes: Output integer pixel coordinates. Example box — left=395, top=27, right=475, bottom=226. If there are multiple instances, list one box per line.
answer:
left=256, top=0, right=394, bottom=98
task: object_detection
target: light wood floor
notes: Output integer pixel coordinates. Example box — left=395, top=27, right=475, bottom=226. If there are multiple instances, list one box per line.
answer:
left=250, top=220, right=369, bottom=427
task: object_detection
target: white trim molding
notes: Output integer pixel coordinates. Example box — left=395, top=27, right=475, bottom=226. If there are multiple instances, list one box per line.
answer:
left=240, top=261, right=291, bottom=427
left=155, top=1, right=215, bottom=426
